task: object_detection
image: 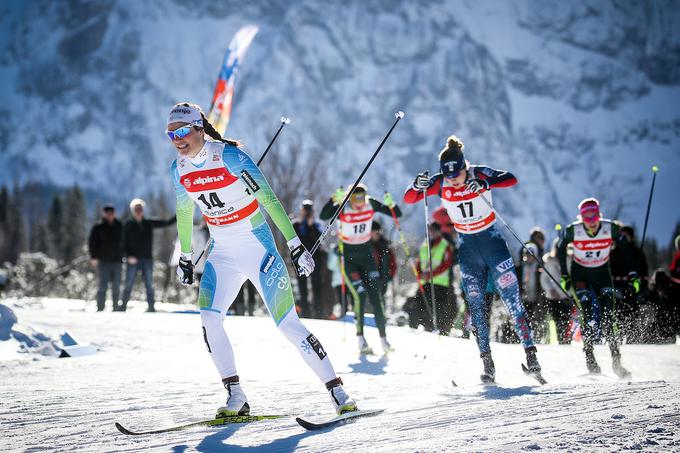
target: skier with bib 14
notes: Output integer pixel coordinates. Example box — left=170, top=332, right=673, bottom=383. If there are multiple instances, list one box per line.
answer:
left=167, top=102, right=357, bottom=416
left=403, top=135, right=543, bottom=384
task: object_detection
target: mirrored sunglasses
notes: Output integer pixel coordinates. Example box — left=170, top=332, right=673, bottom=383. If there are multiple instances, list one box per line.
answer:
left=166, top=124, right=195, bottom=140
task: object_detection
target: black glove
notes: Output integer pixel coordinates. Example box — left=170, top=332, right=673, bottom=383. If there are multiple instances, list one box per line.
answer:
left=176, top=255, right=194, bottom=286
left=413, top=173, right=431, bottom=191
left=465, top=178, right=489, bottom=193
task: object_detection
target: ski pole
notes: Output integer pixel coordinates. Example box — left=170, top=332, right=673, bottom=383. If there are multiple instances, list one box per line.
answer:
left=310, top=111, right=405, bottom=256
left=257, top=117, right=291, bottom=166
left=640, top=165, right=659, bottom=251
left=193, top=117, right=291, bottom=266
left=477, top=193, right=573, bottom=302
left=387, top=199, right=434, bottom=323
left=386, top=199, right=428, bottom=299
left=422, top=172, right=438, bottom=332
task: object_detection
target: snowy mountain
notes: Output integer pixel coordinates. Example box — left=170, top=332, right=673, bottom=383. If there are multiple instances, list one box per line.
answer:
left=1, top=0, right=679, bottom=242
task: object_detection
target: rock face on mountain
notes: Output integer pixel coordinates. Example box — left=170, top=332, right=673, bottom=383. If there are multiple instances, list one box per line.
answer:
left=1, top=0, right=678, bottom=240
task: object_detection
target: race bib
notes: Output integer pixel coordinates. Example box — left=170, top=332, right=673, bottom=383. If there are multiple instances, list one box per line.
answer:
left=338, top=209, right=374, bottom=245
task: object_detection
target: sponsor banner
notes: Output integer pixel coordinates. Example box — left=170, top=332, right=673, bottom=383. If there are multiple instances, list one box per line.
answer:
left=182, top=167, right=236, bottom=192
left=573, top=239, right=612, bottom=250
left=574, top=256, right=609, bottom=267
left=305, top=334, right=327, bottom=360
left=454, top=212, right=496, bottom=233
left=497, top=270, right=518, bottom=289
left=496, top=257, right=514, bottom=273
left=260, top=253, right=276, bottom=274
left=240, top=169, right=260, bottom=193
left=204, top=199, right=258, bottom=226
left=442, top=188, right=487, bottom=202
left=208, top=25, right=259, bottom=136
left=339, top=210, right=375, bottom=223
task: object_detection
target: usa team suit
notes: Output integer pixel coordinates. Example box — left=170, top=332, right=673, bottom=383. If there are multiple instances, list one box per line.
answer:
left=172, top=140, right=338, bottom=384
left=404, top=166, right=535, bottom=354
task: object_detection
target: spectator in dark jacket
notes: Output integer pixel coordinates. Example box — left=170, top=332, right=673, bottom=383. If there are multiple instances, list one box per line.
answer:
left=292, top=199, right=325, bottom=318
left=88, top=204, right=123, bottom=311
left=120, top=198, right=176, bottom=312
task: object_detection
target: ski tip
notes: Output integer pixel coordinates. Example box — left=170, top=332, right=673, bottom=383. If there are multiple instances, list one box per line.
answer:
left=521, top=363, right=548, bottom=385
left=115, top=422, right=134, bottom=435
left=451, top=379, right=458, bottom=387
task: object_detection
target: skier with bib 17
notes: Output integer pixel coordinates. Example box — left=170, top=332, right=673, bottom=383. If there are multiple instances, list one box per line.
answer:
left=320, top=184, right=401, bottom=355
left=167, top=102, right=357, bottom=416
left=403, top=135, right=543, bottom=384
left=556, top=198, right=637, bottom=378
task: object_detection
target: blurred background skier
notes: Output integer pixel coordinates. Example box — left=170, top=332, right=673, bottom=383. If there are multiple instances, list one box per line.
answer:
left=320, top=185, right=401, bottom=354
left=557, top=198, right=637, bottom=378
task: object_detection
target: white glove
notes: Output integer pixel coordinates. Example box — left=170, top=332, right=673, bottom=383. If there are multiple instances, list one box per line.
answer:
left=288, top=237, right=315, bottom=277
left=413, top=173, right=431, bottom=191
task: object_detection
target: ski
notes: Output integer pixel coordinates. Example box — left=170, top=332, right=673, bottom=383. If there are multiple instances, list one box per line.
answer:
left=115, top=414, right=284, bottom=436
left=522, top=363, right=548, bottom=385
left=295, top=409, right=384, bottom=431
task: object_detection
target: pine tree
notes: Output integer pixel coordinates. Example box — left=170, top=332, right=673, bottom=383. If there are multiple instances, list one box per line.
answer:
left=151, top=192, right=175, bottom=264
left=47, top=195, right=65, bottom=261
left=62, top=185, right=87, bottom=263
left=0, top=185, right=8, bottom=262
left=5, top=185, right=28, bottom=263
left=30, top=220, right=50, bottom=254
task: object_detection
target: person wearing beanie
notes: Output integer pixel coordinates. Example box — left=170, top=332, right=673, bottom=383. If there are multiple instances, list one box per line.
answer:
left=557, top=198, right=637, bottom=377
left=166, top=102, right=356, bottom=417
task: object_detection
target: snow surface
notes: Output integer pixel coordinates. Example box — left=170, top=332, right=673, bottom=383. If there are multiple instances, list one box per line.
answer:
left=1, top=298, right=680, bottom=452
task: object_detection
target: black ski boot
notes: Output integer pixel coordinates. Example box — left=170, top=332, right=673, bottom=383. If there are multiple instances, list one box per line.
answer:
left=611, top=351, right=631, bottom=379
left=480, top=352, right=496, bottom=384
left=585, top=346, right=601, bottom=374
left=525, top=346, right=541, bottom=373
left=522, top=346, right=547, bottom=384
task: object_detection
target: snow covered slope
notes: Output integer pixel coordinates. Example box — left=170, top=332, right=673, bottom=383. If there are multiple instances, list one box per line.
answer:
left=1, top=298, right=679, bottom=452
left=1, top=1, right=679, bottom=242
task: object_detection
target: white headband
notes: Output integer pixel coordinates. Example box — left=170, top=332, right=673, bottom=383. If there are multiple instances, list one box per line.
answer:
left=167, top=105, right=203, bottom=127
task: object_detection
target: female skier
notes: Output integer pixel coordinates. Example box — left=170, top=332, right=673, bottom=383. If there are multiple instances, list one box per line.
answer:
left=167, top=102, right=356, bottom=416
left=557, top=198, right=636, bottom=377
left=320, top=185, right=401, bottom=354
left=403, top=135, right=542, bottom=384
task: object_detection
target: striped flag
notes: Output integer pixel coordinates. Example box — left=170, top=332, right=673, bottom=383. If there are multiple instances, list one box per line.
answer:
left=208, top=25, right=259, bottom=135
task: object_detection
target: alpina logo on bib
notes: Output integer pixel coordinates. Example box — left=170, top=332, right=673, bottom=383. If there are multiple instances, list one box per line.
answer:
left=181, top=167, right=237, bottom=192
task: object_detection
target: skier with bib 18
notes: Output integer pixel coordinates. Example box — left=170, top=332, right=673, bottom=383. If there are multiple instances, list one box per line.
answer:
left=167, top=102, right=357, bottom=416
left=320, top=184, right=402, bottom=355
left=556, top=198, right=637, bottom=378
left=403, top=135, right=543, bottom=384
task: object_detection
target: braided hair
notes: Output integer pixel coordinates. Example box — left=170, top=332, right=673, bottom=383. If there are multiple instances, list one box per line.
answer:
left=200, top=112, right=241, bottom=147
left=176, top=102, right=241, bottom=147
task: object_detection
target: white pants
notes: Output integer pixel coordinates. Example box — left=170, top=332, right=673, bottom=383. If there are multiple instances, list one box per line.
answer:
left=198, top=223, right=337, bottom=384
